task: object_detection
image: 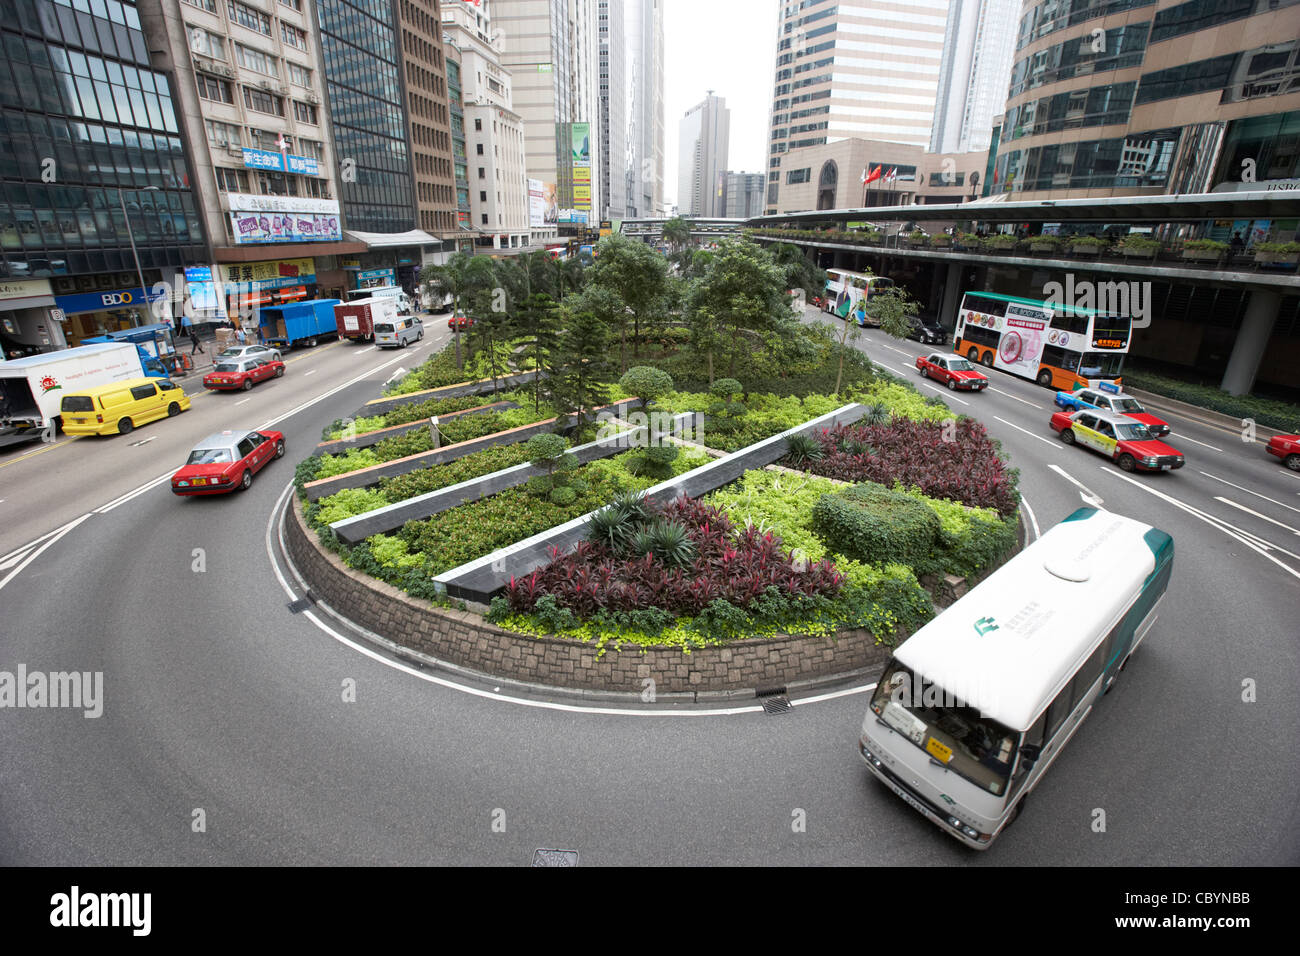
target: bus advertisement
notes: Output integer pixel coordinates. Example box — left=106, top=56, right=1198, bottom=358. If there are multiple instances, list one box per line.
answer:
left=953, top=291, right=1131, bottom=391
left=823, top=270, right=894, bottom=326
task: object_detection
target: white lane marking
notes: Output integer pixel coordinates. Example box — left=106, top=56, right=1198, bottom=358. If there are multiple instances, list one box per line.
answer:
left=304, top=369, right=317, bottom=376
left=1173, top=433, right=1222, bottom=452
left=913, top=378, right=969, bottom=406
left=1048, top=463, right=1105, bottom=507
left=878, top=343, right=911, bottom=356
left=1213, top=497, right=1300, bottom=536
left=128, top=436, right=157, bottom=447
left=265, top=482, right=871, bottom=717
left=988, top=386, right=1043, bottom=409
left=1200, top=471, right=1300, bottom=516
left=1020, top=495, right=1041, bottom=542
left=96, top=470, right=174, bottom=513
left=1103, top=467, right=1300, bottom=581
left=1, top=520, right=86, bottom=564
left=995, top=416, right=1060, bottom=448
left=254, top=351, right=410, bottom=432
left=791, top=683, right=876, bottom=707
left=235, top=398, right=252, bottom=406
left=0, top=513, right=91, bottom=592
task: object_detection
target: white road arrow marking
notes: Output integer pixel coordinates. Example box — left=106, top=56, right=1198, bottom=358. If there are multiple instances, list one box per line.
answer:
left=0, top=513, right=92, bottom=591
left=1049, top=463, right=1104, bottom=507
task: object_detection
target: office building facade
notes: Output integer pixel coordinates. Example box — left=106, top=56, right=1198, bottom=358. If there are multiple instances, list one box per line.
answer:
left=677, top=93, right=729, bottom=217
left=598, top=0, right=625, bottom=221
left=764, top=0, right=950, bottom=213
left=0, top=0, right=207, bottom=352
left=929, top=0, right=1018, bottom=154
left=723, top=171, right=765, bottom=220
left=624, top=0, right=663, bottom=217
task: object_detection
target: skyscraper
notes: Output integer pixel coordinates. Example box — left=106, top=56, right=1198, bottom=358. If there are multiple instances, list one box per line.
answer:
left=765, top=0, right=949, bottom=213
left=677, top=93, right=729, bottom=217
left=598, top=0, right=626, bottom=222
left=624, top=0, right=663, bottom=218
left=929, top=0, right=1018, bottom=155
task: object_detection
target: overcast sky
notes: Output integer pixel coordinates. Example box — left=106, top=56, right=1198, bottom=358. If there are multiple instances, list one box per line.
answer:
left=662, top=0, right=777, bottom=208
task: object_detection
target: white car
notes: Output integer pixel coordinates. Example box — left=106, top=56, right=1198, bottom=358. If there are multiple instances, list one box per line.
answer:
left=215, top=344, right=282, bottom=363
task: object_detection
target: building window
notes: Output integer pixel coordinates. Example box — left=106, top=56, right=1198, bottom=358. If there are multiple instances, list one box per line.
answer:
left=188, top=28, right=226, bottom=59
left=197, top=75, right=234, bottom=104
left=785, top=167, right=811, bottom=185
left=478, top=167, right=485, bottom=179
left=280, top=22, right=307, bottom=50
left=481, top=213, right=488, bottom=225
left=243, top=86, right=285, bottom=116
left=205, top=119, right=241, bottom=148
left=215, top=167, right=250, bottom=192
left=474, top=118, right=482, bottom=131
left=304, top=177, right=330, bottom=199
left=287, top=62, right=312, bottom=87
left=183, top=0, right=217, bottom=11
left=235, top=44, right=278, bottom=77
left=227, top=0, right=272, bottom=36
left=476, top=143, right=483, bottom=155
left=292, top=101, right=318, bottom=124
left=257, top=170, right=297, bottom=196
left=297, top=138, right=323, bottom=160
left=277, top=0, right=302, bottom=10
left=249, top=129, right=289, bottom=151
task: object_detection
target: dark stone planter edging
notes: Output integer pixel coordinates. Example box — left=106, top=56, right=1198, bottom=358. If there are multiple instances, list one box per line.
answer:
left=286, top=493, right=894, bottom=695
left=436, top=403, right=870, bottom=603
left=361, top=370, right=540, bottom=418
left=304, top=398, right=642, bottom=501
left=330, top=412, right=698, bottom=545
left=315, top=401, right=519, bottom=457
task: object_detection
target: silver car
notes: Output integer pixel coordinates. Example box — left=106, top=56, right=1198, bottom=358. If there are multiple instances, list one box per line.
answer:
left=215, top=344, right=282, bottom=363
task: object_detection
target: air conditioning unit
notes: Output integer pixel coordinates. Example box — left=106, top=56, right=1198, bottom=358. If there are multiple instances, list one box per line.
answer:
left=227, top=143, right=244, bottom=155
left=306, top=91, right=319, bottom=104
left=193, top=55, right=211, bottom=73
left=218, top=65, right=236, bottom=78
left=277, top=85, right=290, bottom=95
left=259, top=80, right=274, bottom=91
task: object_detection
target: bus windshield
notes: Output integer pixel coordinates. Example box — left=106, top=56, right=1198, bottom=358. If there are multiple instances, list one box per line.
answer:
left=1079, top=352, right=1124, bottom=377
left=870, top=662, right=1018, bottom=797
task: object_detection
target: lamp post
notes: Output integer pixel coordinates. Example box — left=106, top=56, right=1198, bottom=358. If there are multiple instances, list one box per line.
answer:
left=117, top=185, right=159, bottom=311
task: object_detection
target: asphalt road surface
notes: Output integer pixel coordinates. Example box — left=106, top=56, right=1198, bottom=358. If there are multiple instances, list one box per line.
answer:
left=2, top=309, right=1297, bottom=865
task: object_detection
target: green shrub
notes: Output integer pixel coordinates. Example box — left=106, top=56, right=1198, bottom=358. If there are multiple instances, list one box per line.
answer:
left=315, top=487, right=391, bottom=527
left=549, top=485, right=577, bottom=506
left=619, top=366, right=675, bottom=409
left=1254, top=241, right=1300, bottom=255
left=812, top=484, right=941, bottom=570
left=377, top=443, right=533, bottom=502
left=1182, top=238, right=1227, bottom=252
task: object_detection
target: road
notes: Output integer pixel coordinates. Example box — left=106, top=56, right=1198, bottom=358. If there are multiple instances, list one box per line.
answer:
left=1, top=309, right=1297, bottom=865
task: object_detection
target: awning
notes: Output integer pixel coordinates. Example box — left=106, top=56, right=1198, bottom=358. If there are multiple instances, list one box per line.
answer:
left=344, top=228, right=439, bottom=249
left=276, top=286, right=307, bottom=302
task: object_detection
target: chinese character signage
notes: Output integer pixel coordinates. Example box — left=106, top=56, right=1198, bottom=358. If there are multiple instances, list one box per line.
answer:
left=242, top=148, right=320, bottom=177
left=229, top=211, right=341, bottom=244
left=222, top=258, right=316, bottom=291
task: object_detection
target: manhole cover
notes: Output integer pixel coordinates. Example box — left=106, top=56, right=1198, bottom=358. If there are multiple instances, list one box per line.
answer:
left=532, top=848, right=579, bottom=867
left=761, top=695, right=792, bottom=715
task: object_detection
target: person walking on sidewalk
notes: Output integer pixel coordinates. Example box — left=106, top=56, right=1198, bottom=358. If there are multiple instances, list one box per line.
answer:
left=188, top=325, right=205, bottom=355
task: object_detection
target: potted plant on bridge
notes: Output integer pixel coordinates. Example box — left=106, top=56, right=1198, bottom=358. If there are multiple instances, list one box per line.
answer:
left=1114, top=235, right=1161, bottom=259
left=1068, top=235, right=1109, bottom=256
left=904, top=230, right=929, bottom=248
left=1181, top=238, right=1227, bottom=262
left=954, top=232, right=979, bottom=250
left=986, top=232, right=1018, bottom=251
left=1028, top=235, right=1061, bottom=253
left=930, top=231, right=952, bottom=248
left=1252, top=241, right=1300, bottom=267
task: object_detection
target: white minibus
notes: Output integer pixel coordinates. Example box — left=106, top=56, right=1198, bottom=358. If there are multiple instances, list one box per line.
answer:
left=859, top=507, right=1174, bottom=848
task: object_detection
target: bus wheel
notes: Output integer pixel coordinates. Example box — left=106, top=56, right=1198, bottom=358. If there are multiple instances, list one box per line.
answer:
left=1059, top=428, right=1075, bottom=445
left=967, top=347, right=979, bottom=363
left=1037, top=369, right=1053, bottom=387
left=981, top=351, right=994, bottom=368
left=1118, top=453, right=1137, bottom=472
left=307, top=337, right=318, bottom=348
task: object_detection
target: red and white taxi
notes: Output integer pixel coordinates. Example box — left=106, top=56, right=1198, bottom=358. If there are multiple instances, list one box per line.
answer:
left=1050, top=409, right=1184, bottom=472
left=448, top=313, right=474, bottom=331
left=171, top=429, right=286, bottom=495
left=203, top=357, right=285, bottom=391
left=1265, top=434, right=1300, bottom=471
left=917, top=353, right=989, bottom=391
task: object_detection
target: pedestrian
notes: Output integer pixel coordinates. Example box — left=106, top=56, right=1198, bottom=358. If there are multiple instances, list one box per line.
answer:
left=235, top=324, right=246, bottom=346
left=188, top=325, right=204, bottom=355
left=1229, top=231, right=1245, bottom=255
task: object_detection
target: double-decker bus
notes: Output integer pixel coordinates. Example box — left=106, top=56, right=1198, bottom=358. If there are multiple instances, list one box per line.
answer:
left=953, top=291, right=1131, bottom=391
left=859, top=507, right=1174, bottom=849
left=823, top=269, right=894, bottom=326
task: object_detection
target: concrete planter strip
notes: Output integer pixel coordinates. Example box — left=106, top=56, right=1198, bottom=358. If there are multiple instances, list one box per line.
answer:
left=359, top=370, right=540, bottom=418
left=329, top=412, right=700, bottom=545
left=304, top=398, right=642, bottom=501
left=435, top=402, right=868, bottom=603
left=315, top=401, right=519, bottom=457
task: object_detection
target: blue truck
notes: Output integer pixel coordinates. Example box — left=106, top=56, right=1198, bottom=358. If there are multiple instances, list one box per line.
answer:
left=259, top=299, right=341, bottom=349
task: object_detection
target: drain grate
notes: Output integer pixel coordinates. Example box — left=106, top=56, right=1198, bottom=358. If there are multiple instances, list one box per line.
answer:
left=286, top=593, right=316, bottom=614
left=761, top=695, right=793, bottom=715
left=532, top=848, right=579, bottom=867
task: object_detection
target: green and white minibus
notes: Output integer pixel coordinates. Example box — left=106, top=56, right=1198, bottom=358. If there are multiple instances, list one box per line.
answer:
left=859, top=507, right=1174, bottom=849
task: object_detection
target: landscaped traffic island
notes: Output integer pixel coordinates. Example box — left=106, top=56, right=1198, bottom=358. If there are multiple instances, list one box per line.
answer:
left=284, top=338, right=1024, bottom=695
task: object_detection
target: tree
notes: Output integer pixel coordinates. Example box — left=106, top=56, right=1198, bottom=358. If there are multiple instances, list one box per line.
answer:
left=421, top=251, right=476, bottom=368
left=867, top=286, right=925, bottom=341
left=557, top=255, right=586, bottom=297
left=512, top=291, right=561, bottom=411
left=619, top=366, right=674, bottom=412
left=463, top=256, right=513, bottom=392
left=683, top=238, right=796, bottom=384
left=832, top=311, right=862, bottom=398
left=663, top=216, right=692, bottom=270
left=585, top=233, right=670, bottom=365
left=548, top=297, right=613, bottom=440
left=768, top=242, right=827, bottom=299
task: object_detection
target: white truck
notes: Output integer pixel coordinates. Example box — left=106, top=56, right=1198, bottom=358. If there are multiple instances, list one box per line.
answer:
left=349, top=285, right=414, bottom=316
left=0, top=343, right=145, bottom=438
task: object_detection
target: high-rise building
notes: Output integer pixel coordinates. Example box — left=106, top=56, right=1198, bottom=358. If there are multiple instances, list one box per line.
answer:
left=137, top=0, right=356, bottom=315
left=493, top=0, right=601, bottom=230
left=444, top=43, right=473, bottom=246
left=598, top=0, right=626, bottom=222
left=677, top=93, right=729, bottom=217
left=625, top=0, right=663, bottom=217
left=442, top=0, right=532, bottom=251
left=0, top=0, right=206, bottom=353
left=723, top=172, right=765, bottom=219
left=764, top=0, right=949, bottom=213
left=929, top=0, right=1018, bottom=155
left=996, top=0, right=1300, bottom=199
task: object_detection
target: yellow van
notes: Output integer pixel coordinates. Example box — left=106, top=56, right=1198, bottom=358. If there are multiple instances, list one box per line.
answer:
left=60, top=377, right=191, bottom=436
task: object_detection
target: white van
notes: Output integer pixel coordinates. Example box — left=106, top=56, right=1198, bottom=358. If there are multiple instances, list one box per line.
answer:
left=374, top=315, right=424, bottom=348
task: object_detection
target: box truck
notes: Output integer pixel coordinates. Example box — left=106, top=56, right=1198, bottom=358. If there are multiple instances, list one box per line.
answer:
left=346, top=286, right=413, bottom=315
left=259, top=299, right=342, bottom=349
left=0, top=343, right=149, bottom=437
left=334, top=296, right=401, bottom=343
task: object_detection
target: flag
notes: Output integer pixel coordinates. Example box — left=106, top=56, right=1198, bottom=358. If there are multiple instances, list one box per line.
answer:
left=885, top=167, right=897, bottom=185
left=862, top=165, right=882, bottom=186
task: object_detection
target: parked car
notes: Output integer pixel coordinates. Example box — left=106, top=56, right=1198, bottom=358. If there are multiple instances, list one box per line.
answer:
left=203, top=357, right=285, bottom=391
left=171, top=429, right=286, bottom=495
left=906, top=316, right=948, bottom=345
left=1054, top=387, right=1170, bottom=436
left=1265, top=434, right=1300, bottom=470
left=916, top=353, right=988, bottom=391
left=216, top=344, right=282, bottom=363
left=1049, top=408, right=1185, bottom=472
left=448, top=313, right=474, bottom=332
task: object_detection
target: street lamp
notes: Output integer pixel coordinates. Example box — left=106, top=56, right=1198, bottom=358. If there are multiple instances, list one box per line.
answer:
left=118, top=185, right=160, bottom=303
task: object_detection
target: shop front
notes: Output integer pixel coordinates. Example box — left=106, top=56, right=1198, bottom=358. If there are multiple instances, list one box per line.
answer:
left=342, top=230, right=446, bottom=302
left=219, top=257, right=319, bottom=328
left=0, top=279, right=63, bottom=357
left=54, top=285, right=172, bottom=349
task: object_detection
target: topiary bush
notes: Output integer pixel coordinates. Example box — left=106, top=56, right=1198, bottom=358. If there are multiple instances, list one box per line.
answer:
left=811, top=484, right=941, bottom=570
left=619, top=366, right=675, bottom=411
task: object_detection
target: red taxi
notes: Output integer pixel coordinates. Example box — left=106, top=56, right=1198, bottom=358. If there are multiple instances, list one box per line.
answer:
left=171, top=430, right=286, bottom=495
left=1266, top=434, right=1300, bottom=471
left=917, top=353, right=989, bottom=391
left=1050, top=409, right=1185, bottom=472
left=448, top=313, right=474, bottom=331
left=203, top=357, right=284, bottom=391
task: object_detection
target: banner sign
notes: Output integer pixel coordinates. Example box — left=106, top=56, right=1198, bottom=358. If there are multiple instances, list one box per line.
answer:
left=222, top=258, right=316, bottom=291
left=229, top=211, right=341, bottom=244
left=242, top=148, right=321, bottom=176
